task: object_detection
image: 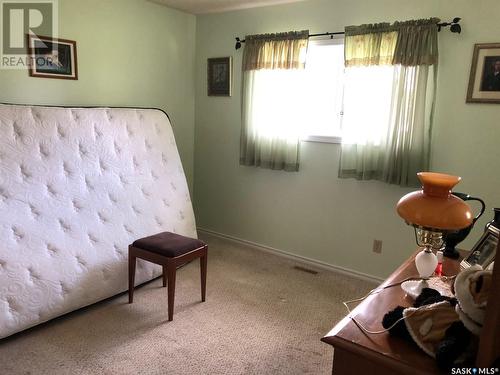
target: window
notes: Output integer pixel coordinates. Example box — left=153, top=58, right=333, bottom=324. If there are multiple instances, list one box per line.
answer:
left=302, top=38, right=396, bottom=145
left=246, top=38, right=345, bottom=145
left=244, top=37, right=396, bottom=146
left=300, top=38, right=345, bottom=143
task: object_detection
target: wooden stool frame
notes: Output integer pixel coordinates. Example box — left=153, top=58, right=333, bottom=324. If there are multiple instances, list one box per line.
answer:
left=128, top=244, right=208, bottom=321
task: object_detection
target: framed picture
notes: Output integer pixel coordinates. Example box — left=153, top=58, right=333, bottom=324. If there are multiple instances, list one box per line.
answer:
left=466, top=43, right=500, bottom=103
left=27, top=34, right=78, bottom=80
left=207, top=57, right=232, bottom=96
left=460, top=225, right=498, bottom=270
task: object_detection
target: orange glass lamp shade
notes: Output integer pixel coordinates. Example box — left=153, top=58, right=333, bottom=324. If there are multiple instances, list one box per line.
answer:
left=397, top=172, right=473, bottom=231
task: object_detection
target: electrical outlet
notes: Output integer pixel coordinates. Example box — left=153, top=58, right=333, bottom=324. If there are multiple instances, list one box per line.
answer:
left=373, top=240, right=383, bottom=254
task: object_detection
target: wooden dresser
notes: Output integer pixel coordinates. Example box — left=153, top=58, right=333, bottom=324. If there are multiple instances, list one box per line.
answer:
left=321, top=247, right=500, bottom=375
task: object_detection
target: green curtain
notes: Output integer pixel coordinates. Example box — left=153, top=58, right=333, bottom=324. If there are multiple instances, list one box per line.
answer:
left=240, top=31, right=309, bottom=172
left=339, top=18, right=439, bottom=187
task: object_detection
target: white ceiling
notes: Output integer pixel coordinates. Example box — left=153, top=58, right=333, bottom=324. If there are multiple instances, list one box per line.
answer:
left=149, top=0, right=309, bottom=14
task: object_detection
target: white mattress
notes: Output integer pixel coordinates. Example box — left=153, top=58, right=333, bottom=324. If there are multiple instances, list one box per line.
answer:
left=0, top=104, right=196, bottom=338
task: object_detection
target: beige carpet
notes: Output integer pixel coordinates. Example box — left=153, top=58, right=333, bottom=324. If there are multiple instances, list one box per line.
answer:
left=0, top=235, right=374, bottom=375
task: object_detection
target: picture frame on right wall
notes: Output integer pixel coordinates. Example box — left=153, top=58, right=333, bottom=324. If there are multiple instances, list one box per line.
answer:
left=466, top=43, right=500, bottom=104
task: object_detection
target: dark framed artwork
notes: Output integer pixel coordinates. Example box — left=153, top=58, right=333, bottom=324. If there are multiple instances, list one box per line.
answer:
left=27, top=34, right=78, bottom=80
left=466, top=43, right=500, bottom=103
left=460, top=225, right=498, bottom=270
left=207, top=57, right=232, bottom=96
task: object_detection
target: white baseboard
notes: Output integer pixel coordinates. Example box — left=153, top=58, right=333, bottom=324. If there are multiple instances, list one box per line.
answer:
left=197, top=227, right=383, bottom=285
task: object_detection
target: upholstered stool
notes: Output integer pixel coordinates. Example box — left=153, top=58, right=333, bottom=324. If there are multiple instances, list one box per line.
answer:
left=128, top=232, right=207, bottom=321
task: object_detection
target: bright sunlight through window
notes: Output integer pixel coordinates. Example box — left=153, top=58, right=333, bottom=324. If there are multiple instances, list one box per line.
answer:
left=250, top=38, right=345, bottom=144
left=301, top=38, right=345, bottom=142
left=251, top=37, right=395, bottom=144
left=341, top=65, right=395, bottom=146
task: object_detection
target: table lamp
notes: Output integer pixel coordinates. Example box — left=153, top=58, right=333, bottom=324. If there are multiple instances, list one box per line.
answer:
left=396, top=172, right=473, bottom=296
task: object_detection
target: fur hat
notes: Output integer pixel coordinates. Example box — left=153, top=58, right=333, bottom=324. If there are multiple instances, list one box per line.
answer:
left=454, top=265, right=493, bottom=335
left=403, top=300, right=459, bottom=357
left=382, top=287, right=474, bottom=368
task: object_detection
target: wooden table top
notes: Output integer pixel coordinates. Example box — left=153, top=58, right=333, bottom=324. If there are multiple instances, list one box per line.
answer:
left=321, top=249, right=464, bottom=375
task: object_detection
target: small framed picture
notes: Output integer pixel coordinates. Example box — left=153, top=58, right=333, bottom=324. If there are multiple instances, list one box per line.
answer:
left=461, top=225, right=498, bottom=270
left=207, top=57, right=232, bottom=96
left=27, top=34, right=78, bottom=80
left=466, top=43, right=500, bottom=103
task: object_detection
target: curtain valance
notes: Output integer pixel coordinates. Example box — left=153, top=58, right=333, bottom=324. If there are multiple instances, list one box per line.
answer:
left=344, top=18, right=439, bottom=67
left=392, top=18, right=439, bottom=66
left=242, top=30, right=309, bottom=71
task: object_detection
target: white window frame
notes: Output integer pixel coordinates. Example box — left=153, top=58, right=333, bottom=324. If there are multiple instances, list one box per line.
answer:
left=301, top=36, right=345, bottom=145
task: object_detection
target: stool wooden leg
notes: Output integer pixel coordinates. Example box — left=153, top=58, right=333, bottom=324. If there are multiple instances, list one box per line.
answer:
left=128, top=250, right=136, bottom=304
left=200, top=248, right=207, bottom=302
left=162, top=265, right=167, bottom=287
left=167, top=262, right=176, bottom=321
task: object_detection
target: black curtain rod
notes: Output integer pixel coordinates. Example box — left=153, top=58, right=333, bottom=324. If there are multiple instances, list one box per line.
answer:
left=234, top=17, right=461, bottom=50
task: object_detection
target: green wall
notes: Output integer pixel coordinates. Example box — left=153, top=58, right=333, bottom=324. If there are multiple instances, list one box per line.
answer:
left=194, top=0, right=500, bottom=278
left=0, top=0, right=196, bottom=190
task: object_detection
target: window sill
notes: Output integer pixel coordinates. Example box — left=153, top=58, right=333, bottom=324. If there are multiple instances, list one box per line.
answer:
left=301, top=135, right=342, bottom=144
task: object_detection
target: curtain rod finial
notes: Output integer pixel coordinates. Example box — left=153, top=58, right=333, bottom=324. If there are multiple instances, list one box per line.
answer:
left=450, top=24, right=461, bottom=33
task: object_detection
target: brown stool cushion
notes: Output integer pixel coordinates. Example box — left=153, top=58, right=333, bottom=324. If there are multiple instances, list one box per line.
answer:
left=132, top=232, right=205, bottom=257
